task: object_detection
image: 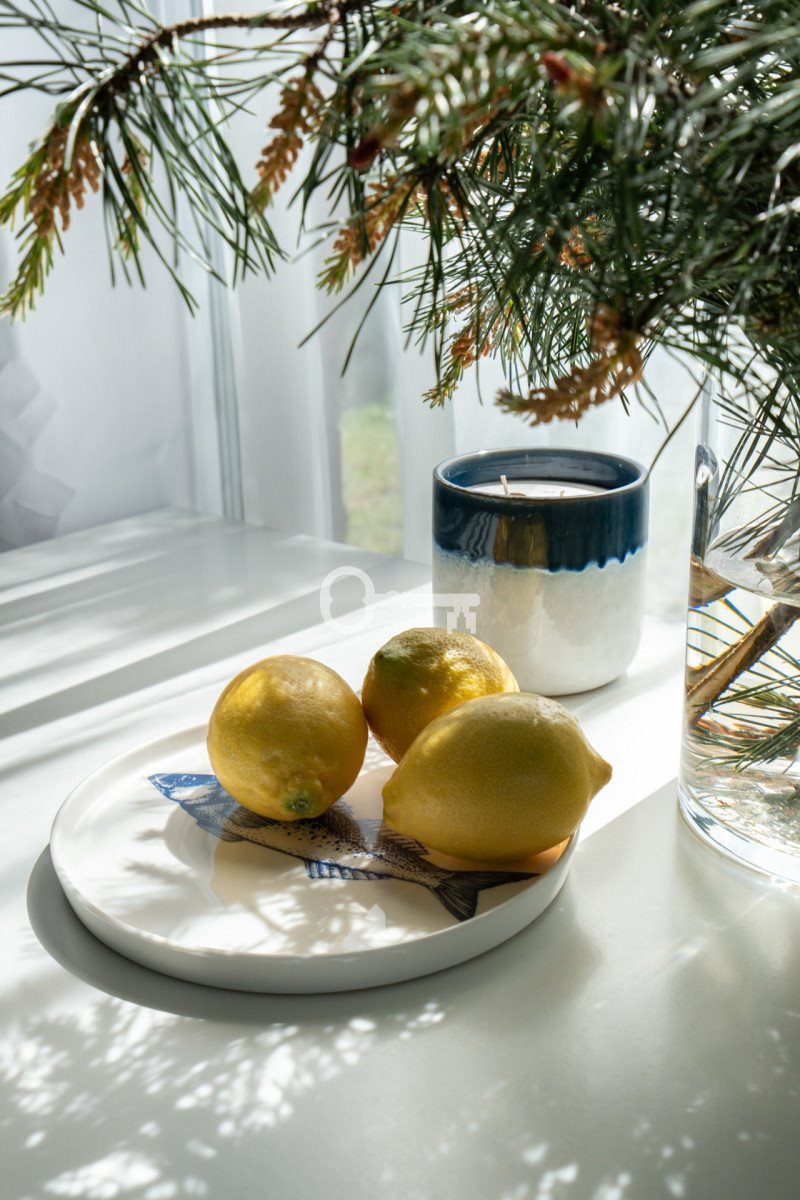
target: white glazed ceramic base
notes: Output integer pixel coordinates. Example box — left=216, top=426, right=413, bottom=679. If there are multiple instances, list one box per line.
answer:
left=433, top=545, right=646, bottom=694
left=50, top=726, right=576, bottom=993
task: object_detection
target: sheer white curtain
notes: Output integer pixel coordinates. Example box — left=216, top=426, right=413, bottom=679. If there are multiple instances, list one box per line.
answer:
left=0, top=4, right=225, bottom=553
left=221, top=93, right=457, bottom=557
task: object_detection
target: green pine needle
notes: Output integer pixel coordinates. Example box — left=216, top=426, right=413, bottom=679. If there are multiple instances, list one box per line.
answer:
left=0, top=0, right=799, bottom=427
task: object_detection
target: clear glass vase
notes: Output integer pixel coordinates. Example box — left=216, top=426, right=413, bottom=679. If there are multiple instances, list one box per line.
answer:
left=679, top=380, right=800, bottom=881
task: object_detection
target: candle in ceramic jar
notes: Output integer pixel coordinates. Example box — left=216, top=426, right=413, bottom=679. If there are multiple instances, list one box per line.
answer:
left=432, top=450, right=649, bottom=695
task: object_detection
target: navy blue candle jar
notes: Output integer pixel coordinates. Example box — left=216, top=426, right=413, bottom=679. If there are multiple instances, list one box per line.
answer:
left=432, top=448, right=649, bottom=694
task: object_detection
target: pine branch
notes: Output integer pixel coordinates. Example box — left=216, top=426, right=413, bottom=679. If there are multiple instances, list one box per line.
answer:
left=687, top=602, right=800, bottom=724
left=1, top=0, right=799, bottom=435
left=0, top=0, right=371, bottom=316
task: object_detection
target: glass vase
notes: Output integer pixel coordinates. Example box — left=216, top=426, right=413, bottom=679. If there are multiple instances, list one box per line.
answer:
left=679, top=380, right=800, bottom=882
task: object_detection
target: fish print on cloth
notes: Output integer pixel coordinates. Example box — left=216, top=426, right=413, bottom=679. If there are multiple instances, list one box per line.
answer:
left=150, top=773, right=537, bottom=923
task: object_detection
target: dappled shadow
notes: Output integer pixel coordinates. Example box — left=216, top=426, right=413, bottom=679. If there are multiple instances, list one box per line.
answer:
left=1, top=957, right=457, bottom=1199
left=14, top=788, right=800, bottom=1200
left=16, top=849, right=604, bottom=1200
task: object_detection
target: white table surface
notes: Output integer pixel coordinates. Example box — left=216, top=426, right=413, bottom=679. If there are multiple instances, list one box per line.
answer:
left=2, top=508, right=798, bottom=1200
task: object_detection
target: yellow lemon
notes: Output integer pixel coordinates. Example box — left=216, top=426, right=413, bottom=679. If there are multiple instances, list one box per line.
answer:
left=361, top=627, right=518, bottom=763
left=382, top=691, right=612, bottom=861
left=207, top=655, right=367, bottom=821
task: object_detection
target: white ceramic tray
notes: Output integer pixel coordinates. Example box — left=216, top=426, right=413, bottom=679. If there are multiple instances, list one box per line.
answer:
left=50, top=725, right=576, bottom=993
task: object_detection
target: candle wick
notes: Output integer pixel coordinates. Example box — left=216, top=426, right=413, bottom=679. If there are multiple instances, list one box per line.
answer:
left=500, top=474, right=511, bottom=497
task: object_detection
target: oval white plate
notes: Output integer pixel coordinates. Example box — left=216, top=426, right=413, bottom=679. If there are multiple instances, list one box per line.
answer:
left=50, top=725, right=576, bottom=993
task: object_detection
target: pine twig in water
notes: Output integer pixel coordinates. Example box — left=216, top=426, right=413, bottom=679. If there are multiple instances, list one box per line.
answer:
left=686, top=602, right=800, bottom=724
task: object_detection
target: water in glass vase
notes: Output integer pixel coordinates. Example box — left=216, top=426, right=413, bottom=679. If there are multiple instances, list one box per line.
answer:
left=680, top=544, right=800, bottom=881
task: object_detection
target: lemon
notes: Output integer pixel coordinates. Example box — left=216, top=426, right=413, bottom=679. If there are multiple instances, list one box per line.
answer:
left=207, top=655, right=367, bottom=821
left=382, top=692, right=611, bottom=861
left=361, top=627, right=518, bottom=762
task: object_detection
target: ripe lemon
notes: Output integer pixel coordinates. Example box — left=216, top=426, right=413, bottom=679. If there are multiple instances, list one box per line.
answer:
left=361, top=627, right=518, bottom=762
left=382, top=692, right=611, bottom=861
left=207, top=655, right=367, bottom=821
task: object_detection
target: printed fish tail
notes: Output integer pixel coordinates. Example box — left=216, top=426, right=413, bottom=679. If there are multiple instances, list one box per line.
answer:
left=432, top=870, right=538, bottom=922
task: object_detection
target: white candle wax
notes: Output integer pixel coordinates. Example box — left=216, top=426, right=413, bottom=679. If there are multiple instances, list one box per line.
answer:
left=466, top=478, right=606, bottom=499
